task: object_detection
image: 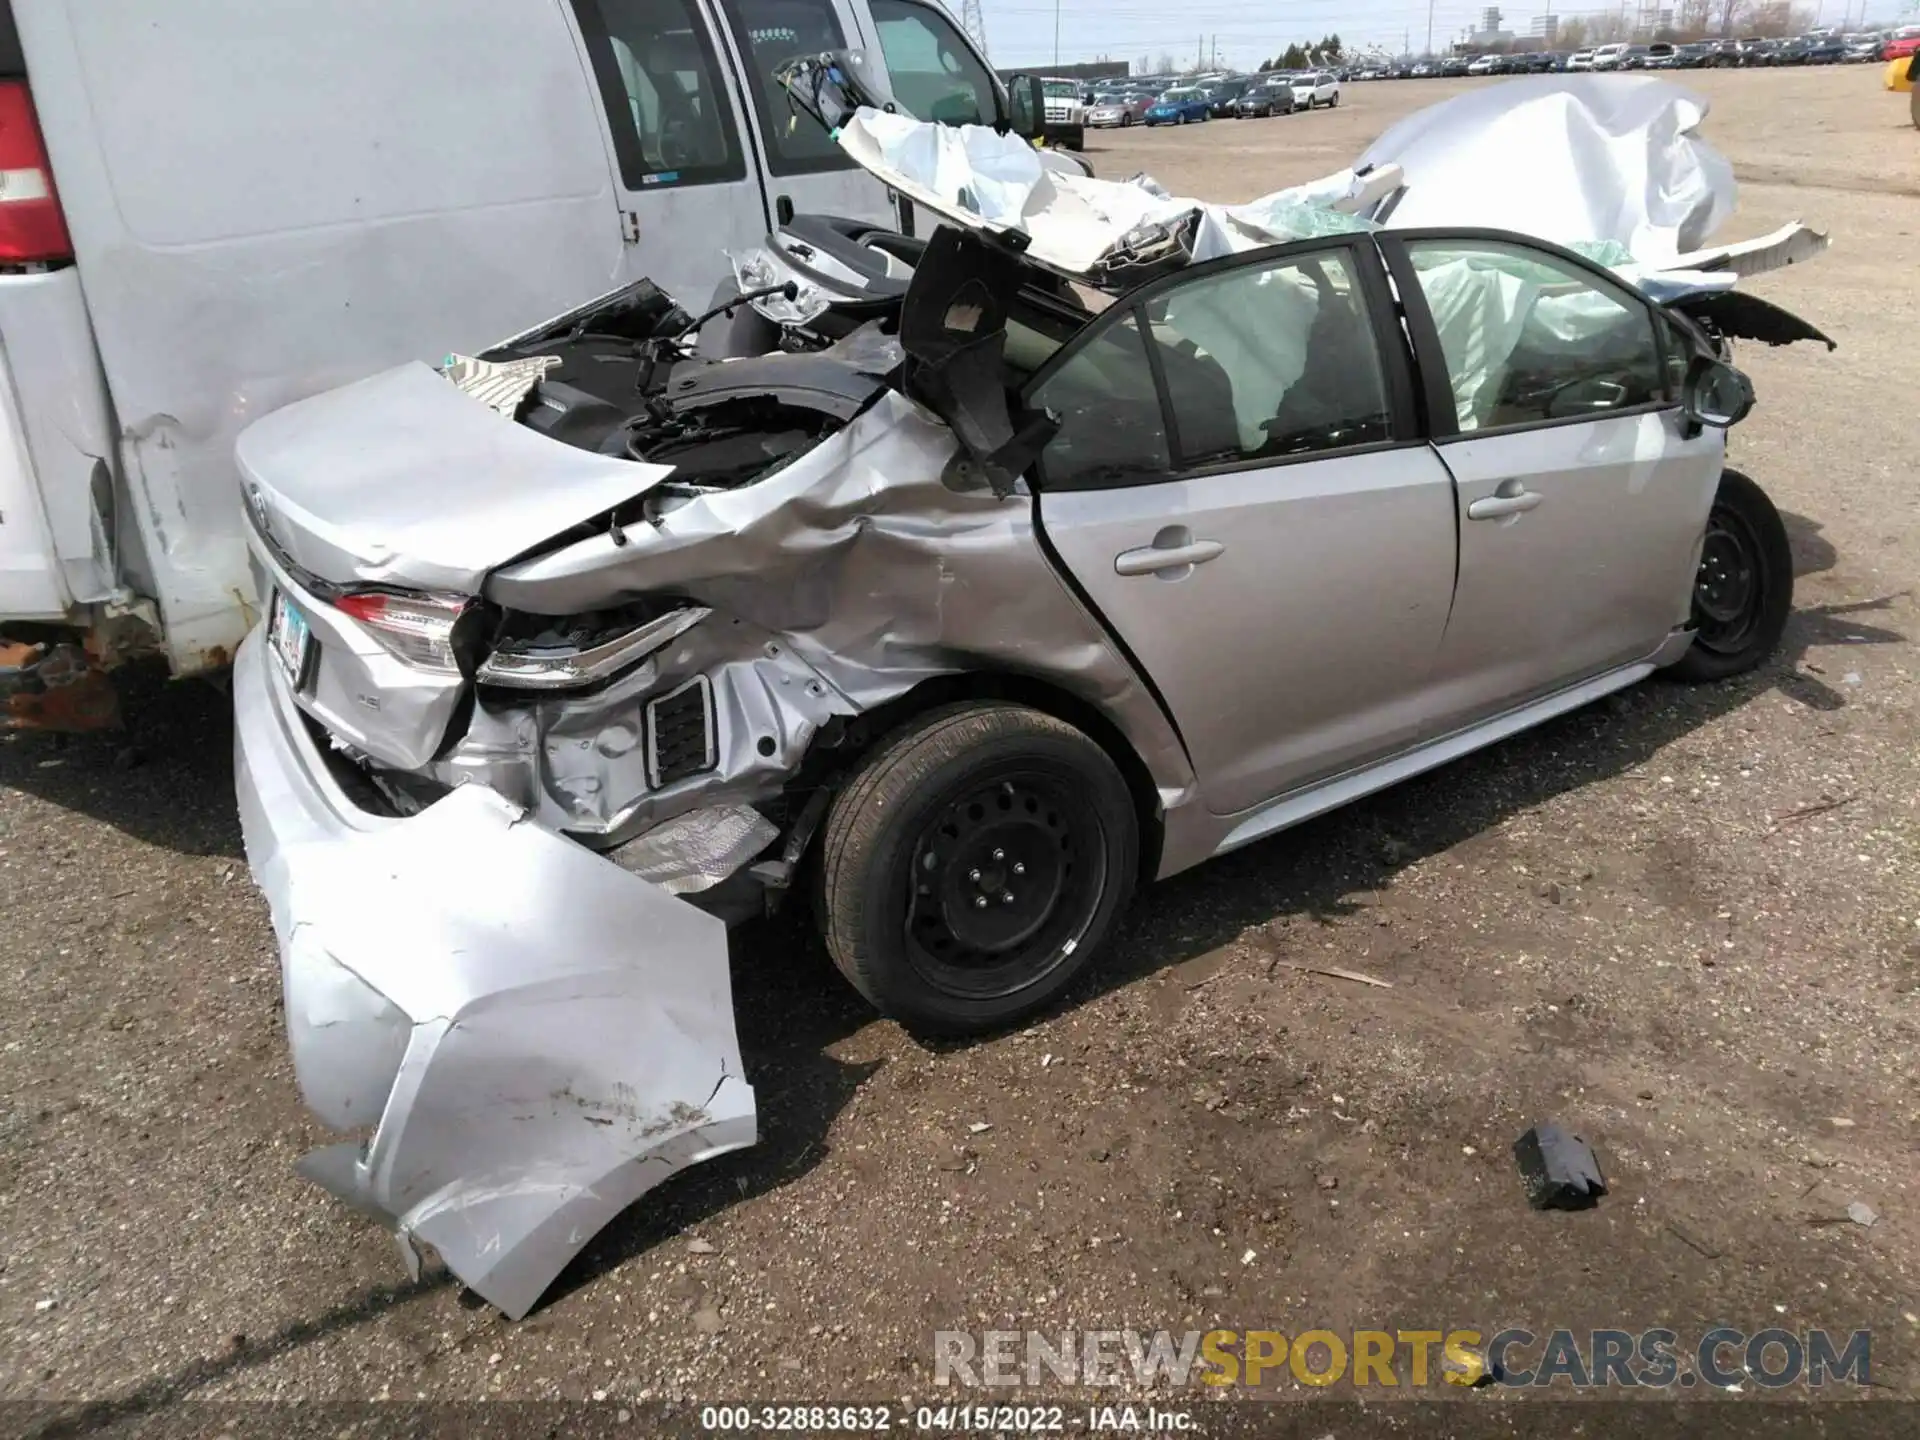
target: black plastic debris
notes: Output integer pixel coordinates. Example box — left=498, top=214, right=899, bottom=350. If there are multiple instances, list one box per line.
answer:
left=1513, top=1123, right=1607, bottom=1210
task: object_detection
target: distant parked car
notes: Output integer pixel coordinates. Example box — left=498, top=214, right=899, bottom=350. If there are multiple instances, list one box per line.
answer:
left=1086, top=94, right=1149, bottom=128
left=1411, top=59, right=1438, bottom=77
left=1465, top=54, right=1502, bottom=75
left=1290, top=70, right=1341, bottom=108
left=1590, top=42, right=1632, bottom=70
left=1204, top=78, right=1252, bottom=117
left=1144, top=87, right=1211, bottom=125
left=1234, top=79, right=1296, bottom=116
left=1801, top=36, right=1848, bottom=64
left=1438, top=57, right=1471, bottom=77
left=1566, top=49, right=1595, bottom=71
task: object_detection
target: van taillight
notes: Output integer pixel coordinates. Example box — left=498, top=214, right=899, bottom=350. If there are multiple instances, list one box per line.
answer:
left=0, top=81, right=70, bottom=264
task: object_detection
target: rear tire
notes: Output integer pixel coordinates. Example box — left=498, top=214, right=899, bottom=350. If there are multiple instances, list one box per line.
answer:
left=815, top=703, right=1139, bottom=1035
left=1666, top=468, right=1794, bottom=682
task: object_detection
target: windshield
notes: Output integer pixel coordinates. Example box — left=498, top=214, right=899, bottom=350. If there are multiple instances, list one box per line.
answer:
left=1043, top=79, right=1078, bottom=98
left=1163, top=87, right=1199, bottom=100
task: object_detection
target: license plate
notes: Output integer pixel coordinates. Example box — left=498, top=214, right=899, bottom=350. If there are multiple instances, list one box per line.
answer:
left=267, top=589, right=313, bottom=687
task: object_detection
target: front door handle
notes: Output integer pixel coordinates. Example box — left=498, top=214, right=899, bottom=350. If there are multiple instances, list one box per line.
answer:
left=1467, top=488, right=1544, bottom=521
left=1115, top=533, right=1225, bottom=576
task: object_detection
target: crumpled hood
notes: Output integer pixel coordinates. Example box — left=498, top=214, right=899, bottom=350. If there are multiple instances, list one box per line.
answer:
left=235, top=361, right=672, bottom=593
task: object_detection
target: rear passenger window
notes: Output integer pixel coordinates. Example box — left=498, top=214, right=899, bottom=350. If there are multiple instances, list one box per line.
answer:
left=720, top=0, right=858, bottom=175
left=579, top=0, right=748, bottom=187
left=1404, top=239, right=1664, bottom=433
left=1142, top=250, right=1392, bottom=466
left=1032, top=313, right=1173, bottom=490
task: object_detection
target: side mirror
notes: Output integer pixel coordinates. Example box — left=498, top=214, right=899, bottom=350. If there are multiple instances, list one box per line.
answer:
left=1683, top=356, right=1755, bottom=430
left=1004, top=74, right=1048, bottom=141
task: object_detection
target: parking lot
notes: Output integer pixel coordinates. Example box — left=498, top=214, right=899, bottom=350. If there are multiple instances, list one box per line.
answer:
left=3, top=66, right=1917, bottom=1417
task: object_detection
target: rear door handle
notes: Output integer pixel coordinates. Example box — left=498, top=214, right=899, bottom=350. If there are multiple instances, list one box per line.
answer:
left=1467, top=489, right=1544, bottom=521
left=1115, top=539, right=1225, bottom=575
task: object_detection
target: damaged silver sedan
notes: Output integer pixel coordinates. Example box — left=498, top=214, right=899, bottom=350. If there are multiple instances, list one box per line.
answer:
left=233, top=71, right=1832, bottom=1317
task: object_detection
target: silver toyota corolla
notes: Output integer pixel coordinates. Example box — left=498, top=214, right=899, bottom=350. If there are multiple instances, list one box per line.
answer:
left=232, top=73, right=1832, bottom=1317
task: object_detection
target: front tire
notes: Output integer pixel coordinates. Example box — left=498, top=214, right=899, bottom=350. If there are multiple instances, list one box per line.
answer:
left=816, top=703, right=1139, bottom=1035
left=1667, top=469, right=1794, bottom=682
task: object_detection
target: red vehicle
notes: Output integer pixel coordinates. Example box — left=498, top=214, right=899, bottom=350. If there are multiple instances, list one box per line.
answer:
left=1885, top=31, right=1920, bottom=61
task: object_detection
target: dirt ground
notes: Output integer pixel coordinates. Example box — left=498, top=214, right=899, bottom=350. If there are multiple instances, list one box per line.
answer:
left=3, top=67, right=1918, bottom=1426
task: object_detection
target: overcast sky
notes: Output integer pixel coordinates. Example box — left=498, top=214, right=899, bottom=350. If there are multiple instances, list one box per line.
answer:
left=968, top=0, right=1895, bottom=67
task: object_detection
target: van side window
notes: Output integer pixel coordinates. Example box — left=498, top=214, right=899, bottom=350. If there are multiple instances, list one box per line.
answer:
left=575, top=0, right=748, bottom=187
left=868, top=0, right=997, bottom=125
left=719, top=0, right=858, bottom=175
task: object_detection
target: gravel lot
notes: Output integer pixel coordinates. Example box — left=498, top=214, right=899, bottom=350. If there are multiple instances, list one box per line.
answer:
left=3, top=67, right=1917, bottom=1423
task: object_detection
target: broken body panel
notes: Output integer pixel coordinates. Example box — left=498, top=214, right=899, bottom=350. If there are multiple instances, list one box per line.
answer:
left=235, top=77, right=1830, bottom=1316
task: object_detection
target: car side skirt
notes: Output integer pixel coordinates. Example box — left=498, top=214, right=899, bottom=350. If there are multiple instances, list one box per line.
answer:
left=1156, top=632, right=1693, bottom=876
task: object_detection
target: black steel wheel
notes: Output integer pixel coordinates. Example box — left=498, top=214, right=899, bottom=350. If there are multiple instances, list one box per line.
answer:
left=1668, top=468, right=1794, bottom=682
left=816, top=702, right=1138, bottom=1034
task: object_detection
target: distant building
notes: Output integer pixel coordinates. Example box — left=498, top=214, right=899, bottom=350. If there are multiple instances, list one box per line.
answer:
left=1480, top=6, right=1504, bottom=32
left=1531, top=14, right=1559, bottom=40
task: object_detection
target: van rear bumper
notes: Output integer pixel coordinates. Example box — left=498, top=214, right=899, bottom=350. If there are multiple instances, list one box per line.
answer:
left=233, top=629, right=756, bottom=1318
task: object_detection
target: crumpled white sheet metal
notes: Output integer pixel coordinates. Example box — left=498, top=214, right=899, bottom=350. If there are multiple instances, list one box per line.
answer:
left=234, top=635, right=755, bottom=1319
left=836, top=110, right=1378, bottom=279
left=835, top=77, right=1825, bottom=289
left=1352, top=74, right=1732, bottom=261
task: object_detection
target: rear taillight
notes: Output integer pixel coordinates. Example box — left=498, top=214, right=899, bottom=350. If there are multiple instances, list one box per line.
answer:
left=333, top=590, right=473, bottom=676
left=0, top=81, right=70, bottom=264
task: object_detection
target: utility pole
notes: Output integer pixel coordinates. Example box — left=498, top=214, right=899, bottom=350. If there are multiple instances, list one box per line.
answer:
left=1426, top=0, right=1435, bottom=55
left=959, top=0, right=987, bottom=57
left=1053, top=0, right=1060, bottom=68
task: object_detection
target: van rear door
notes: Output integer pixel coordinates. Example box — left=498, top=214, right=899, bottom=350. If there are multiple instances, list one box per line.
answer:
left=567, top=0, right=777, bottom=302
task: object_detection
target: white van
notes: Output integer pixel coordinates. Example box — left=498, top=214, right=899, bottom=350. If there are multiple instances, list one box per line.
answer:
left=0, top=0, right=1037, bottom=719
left=1589, top=42, right=1633, bottom=70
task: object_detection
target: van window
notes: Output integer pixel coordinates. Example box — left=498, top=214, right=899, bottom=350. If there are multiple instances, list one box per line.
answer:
left=869, top=0, right=997, bottom=125
left=719, top=0, right=858, bottom=175
left=577, top=0, right=749, bottom=187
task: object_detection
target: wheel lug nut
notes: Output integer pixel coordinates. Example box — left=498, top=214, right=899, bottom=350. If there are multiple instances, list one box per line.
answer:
left=1012, top=862, right=1026, bottom=875
left=1001, top=891, right=1015, bottom=905
left=974, top=896, right=989, bottom=909
left=992, top=849, right=1005, bottom=861
left=969, top=869, right=982, bottom=883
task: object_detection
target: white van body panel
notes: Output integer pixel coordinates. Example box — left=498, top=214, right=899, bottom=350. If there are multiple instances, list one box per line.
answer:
left=14, top=0, right=629, bottom=669
left=0, top=0, right=1016, bottom=677
left=0, top=267, right=117, bottom=617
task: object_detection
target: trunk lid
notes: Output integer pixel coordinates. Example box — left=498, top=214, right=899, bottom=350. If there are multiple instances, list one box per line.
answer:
left=235, top=360, right=672, bottom=594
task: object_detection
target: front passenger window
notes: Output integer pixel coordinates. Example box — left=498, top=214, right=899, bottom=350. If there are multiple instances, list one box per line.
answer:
left=1404, top=239, right=1664, bottom=433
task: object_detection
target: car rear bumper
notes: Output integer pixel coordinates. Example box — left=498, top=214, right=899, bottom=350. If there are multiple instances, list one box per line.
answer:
left=233, top=628, right=756, bottom=1318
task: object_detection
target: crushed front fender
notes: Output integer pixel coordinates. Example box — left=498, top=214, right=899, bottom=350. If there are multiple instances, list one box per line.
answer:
left=232, top=631, right=755, bottom=1319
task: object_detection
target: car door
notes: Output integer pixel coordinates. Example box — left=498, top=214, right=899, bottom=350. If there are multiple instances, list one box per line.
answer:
left=1380, top=231, right=1724, bottom=736
left=1029, top=240, right=1461, bottom=817
left=568, top=0, right=771, bottom=302
left=711, top=0, right=894, bottom=230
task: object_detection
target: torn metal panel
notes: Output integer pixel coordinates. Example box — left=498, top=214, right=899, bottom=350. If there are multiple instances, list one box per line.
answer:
left=477, top=388, right=1196, bottom=843
left=1671, top=291, right=1837, bottom=351
left=233, top=633, right=754, bottom=1319
left=831, top=77, right=1821, bottom=297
